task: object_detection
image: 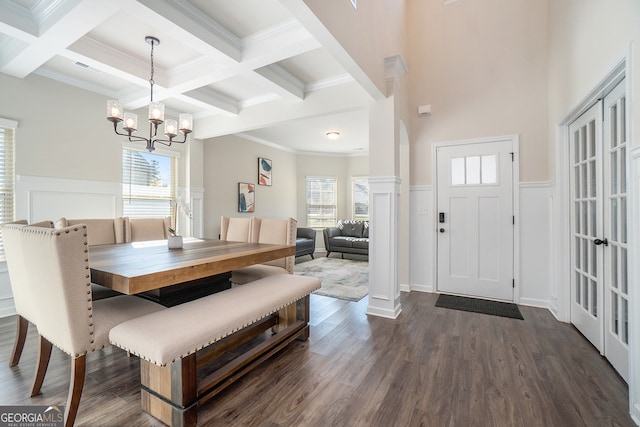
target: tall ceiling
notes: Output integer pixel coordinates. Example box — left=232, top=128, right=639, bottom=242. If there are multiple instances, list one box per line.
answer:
left=0, top=0, right=371, bottom=154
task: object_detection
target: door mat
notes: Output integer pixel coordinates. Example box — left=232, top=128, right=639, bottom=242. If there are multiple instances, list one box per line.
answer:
left=435, top=294, right=524, bottom=320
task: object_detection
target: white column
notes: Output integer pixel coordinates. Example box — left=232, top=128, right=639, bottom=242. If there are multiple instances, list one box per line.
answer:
left=366, top=176, right=402, bottom=318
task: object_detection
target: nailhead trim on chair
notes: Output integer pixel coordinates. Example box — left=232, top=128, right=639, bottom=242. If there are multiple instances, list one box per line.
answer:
left=25, top=225, right=98, bottom=357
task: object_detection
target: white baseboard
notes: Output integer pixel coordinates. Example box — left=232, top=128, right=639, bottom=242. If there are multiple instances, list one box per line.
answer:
left=365, top=304, right=402, bottom=319
left=518, top=297, right=552, bottom=311
left=0, top=298, right=16, bottom=319
left=409, top=283, right=433, bottom=293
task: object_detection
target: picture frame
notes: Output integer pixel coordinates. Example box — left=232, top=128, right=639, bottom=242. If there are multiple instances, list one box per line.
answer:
left=258, top=157, right=272, bottom=186
left=238, top=182, right=255, bottom=212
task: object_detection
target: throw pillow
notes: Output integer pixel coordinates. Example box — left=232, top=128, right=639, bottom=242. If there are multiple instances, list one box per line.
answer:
left=338, top=220, right=364, bottom=237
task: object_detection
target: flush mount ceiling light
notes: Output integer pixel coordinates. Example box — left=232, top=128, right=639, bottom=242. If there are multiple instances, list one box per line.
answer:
left=326, top=131, right=340, bottom=140
left=106, top=36, right=193, bottom=152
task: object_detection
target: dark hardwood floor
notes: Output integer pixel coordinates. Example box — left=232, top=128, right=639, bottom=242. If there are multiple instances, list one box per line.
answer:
left=0, top=292, right=634, bottom=426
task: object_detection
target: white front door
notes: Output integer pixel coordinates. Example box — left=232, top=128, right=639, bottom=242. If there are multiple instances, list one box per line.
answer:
left=569, top=80, right=629, bottom=381
left=436, top=140, right=514, bottom=301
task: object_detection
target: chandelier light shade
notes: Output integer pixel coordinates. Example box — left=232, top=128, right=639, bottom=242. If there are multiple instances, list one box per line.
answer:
left=106, top=36, right=192, bottom=152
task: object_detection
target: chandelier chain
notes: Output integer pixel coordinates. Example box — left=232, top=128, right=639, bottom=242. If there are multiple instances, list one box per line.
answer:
left=149, top=41, right=155, bottom=102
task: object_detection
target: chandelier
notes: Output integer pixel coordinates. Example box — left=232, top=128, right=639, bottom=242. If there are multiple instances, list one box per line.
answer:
left=106, top=36, right=193, bottom=152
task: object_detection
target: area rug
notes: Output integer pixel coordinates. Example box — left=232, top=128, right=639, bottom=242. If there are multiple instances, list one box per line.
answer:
left=435, top=294, right=524, bottom=320
left=294, top=257, right=368, bottom=302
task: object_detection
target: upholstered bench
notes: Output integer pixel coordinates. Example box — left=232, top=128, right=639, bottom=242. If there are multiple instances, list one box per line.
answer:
left=109, top=274, right=320, bottom=427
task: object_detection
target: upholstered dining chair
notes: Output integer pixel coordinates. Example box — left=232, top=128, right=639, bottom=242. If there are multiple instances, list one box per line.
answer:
left=55, top=217, right=126, bottom=300
left=125, top=216, right=171, bottom=242
left=3, top=219, right=52, bottom=367
left=1, top=223, right=165, bottom=427
left=220, top=216, right=253, bottom=242
left=231, top=217, right=297, bottom=285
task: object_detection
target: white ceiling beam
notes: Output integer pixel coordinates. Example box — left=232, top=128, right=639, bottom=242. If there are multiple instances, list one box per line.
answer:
left=194, top=81, right=369, bottom=139
left=252, top=64, right=304, bottom=101
left=0, top=0, right=120, bottom=78
left=0, top=0, right=38, bottom=39
left=133, top=0, right=242, bottom=62
left=181, top=88, right=239, bottom=116
left=241, top=18, right=321, bottom=69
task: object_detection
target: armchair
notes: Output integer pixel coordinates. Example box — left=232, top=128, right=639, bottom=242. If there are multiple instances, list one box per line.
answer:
left=295, top=227, right=316, bottom=259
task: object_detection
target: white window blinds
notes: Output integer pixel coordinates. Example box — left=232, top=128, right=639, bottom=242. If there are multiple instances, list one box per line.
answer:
left=122, top=147, right=177, bottom=219
left=353, top=177, right=369, bottom=221
left=306, top=176, right=337, bottom=228
left=0, top=122, right=16, bottom=261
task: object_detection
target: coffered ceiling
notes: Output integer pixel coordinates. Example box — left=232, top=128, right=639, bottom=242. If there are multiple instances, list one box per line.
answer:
left=0, top=0, right=371, bottom=154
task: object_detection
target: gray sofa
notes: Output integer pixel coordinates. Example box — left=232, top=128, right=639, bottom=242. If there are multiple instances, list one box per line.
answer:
left=323, top=220, right=369, bottom=257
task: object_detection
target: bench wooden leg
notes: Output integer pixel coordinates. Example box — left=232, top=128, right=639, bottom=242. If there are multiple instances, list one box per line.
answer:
left=9, top=315, right=29, bottom=367
left=141, top=354, right=197, bottom=427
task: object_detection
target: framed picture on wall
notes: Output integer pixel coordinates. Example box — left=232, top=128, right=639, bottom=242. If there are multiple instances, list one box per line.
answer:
left=238, top=182, right=255, bottom=213
left=258, top=157, right=272, bottom=186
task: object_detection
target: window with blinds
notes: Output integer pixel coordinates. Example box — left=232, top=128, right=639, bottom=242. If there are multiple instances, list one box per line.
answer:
left=122, top=147, right=177, bottom=219
left=306, top=176, right=337, bottom=228
left=353, top=177, right=369, bottom=221
left=0, top=121, right=16, bottom=261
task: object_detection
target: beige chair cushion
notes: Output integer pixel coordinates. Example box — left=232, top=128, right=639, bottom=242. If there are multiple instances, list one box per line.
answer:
left=125, top=217, right=170, bottom=242
left=110, top=274, right=321, bottom=366
left=220, top=216, right=252, bottom=242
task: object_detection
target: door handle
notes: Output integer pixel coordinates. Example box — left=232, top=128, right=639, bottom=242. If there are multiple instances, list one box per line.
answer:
left=594, top=238, right=609, bottom=246
left=439, top=228, right=445, bottom=233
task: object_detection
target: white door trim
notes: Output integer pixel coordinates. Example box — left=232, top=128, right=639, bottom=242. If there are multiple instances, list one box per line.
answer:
left=431, top=134, right=520, bottom=302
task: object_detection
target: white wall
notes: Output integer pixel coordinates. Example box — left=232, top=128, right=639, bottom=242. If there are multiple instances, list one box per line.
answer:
left=547, top=2, right=640, bottom=419
left=202, top=135, right=298, bottom=239
left=407, top=0, right=550, bottom=185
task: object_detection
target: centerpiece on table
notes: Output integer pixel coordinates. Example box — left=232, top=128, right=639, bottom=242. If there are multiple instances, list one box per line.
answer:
left=167, top=192, right=192, bottom=249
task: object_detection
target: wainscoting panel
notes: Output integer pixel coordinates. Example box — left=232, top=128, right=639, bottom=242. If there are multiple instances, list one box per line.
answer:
left=518, top=182, right=553, bottom=309
left=16, top=175, right=121, bottom=222
left=408, top=186, right=433, bottom=292
left=408, top=182, right=553, bottom=310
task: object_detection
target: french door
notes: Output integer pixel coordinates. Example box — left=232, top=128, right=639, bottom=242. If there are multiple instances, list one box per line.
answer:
left=569, top=80, right=628, bottom=381
left=436, top=140, right=514, bottom=301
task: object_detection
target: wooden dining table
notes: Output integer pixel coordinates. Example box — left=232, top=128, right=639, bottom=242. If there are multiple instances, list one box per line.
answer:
left=89, top=238, right=295, bottom=297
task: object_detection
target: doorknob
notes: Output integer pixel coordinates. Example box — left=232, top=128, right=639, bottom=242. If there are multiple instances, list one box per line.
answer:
left=439, top=228, right=445, bottom=233
left=594, top=238, right=609, bottom=246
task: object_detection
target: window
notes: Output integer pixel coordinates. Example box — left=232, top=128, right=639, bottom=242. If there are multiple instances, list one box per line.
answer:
left=352, top=177, right=369, bottom=221
left=451, top=155, right=497, bottom=185
left=0, top=119, right=17, bottom=261
left=306, top=176, right=337, bottom=228
left=122, top=146, right=177, bottom=219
